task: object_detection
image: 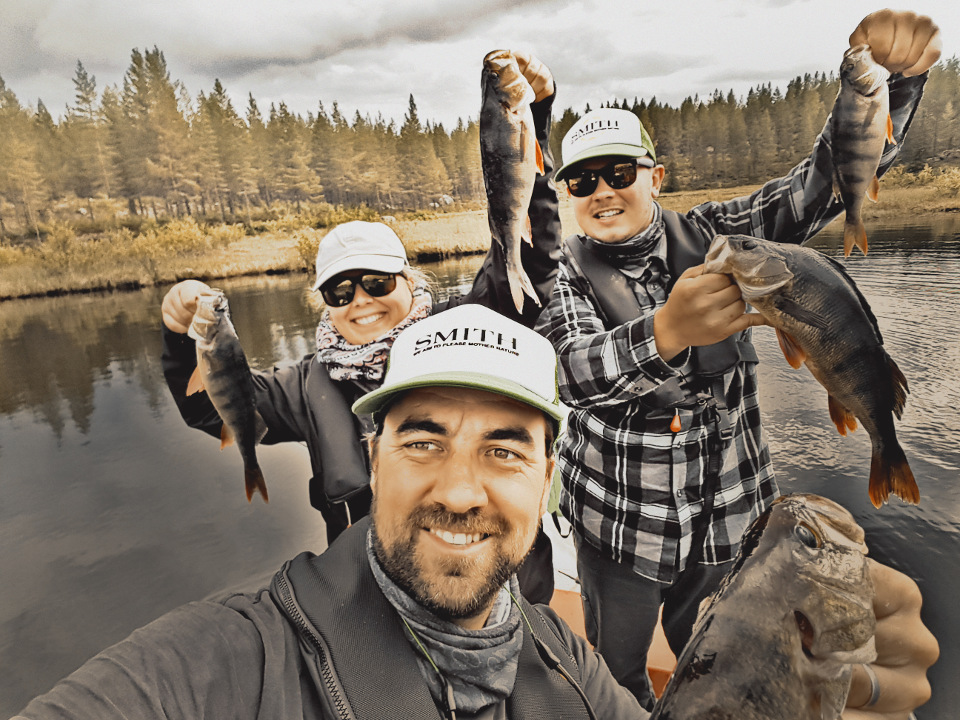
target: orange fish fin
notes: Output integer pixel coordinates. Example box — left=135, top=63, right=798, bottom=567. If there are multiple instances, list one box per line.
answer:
left=869, top=445, right=919, bottom=508
left=827, top=395, right=858, bottom=436
left=535, top=139, right=544, bottom=175
left=522, top=216, right=533, bottom=246
left=885, top=114, right=896, bottom=145
left=867, top=175, right=880, bottom=203
left=186, top=367, right=205, bottom=396
left=775, top=328, right=806, bottom=369
left=245, top=466, right=269, bottom=503
left=843, top=218, right=868, bottom=257
left=220, top=424, right=235, bottom=450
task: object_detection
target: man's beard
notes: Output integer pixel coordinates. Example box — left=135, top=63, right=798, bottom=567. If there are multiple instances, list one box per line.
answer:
left=371, top=500, right=532, bottom=623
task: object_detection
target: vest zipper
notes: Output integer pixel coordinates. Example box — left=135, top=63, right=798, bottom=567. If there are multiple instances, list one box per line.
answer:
left=274, top=570, right=352, bottom=720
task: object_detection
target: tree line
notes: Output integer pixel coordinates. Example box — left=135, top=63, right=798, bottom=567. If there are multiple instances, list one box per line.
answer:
left=1, top=48, right=959, bottom=241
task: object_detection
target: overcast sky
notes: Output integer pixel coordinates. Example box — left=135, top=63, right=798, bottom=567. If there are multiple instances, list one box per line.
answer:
left=2, top=0, right=957, bottom=129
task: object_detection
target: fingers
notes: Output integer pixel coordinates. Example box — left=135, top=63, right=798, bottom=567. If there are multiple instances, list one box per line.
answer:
left=843, top=560, right=939, bottom=718
left=161, top=279, right=210, bottom=334
left=512, top=50, right=555, bottom=102
left=849, top=10, right=941, bottom=76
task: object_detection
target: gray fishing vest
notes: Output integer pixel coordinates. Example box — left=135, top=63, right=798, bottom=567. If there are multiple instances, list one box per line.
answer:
left=561, top=209, right=759, bottom=437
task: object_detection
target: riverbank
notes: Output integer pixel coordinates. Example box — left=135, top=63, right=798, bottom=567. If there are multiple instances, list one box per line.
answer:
left=1, top=181, right=957, bottom=301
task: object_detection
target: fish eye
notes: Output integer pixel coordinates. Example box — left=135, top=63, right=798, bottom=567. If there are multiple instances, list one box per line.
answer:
left=795, top=522, right=822, bottom=549
left=741, top=238, right=757, bottom=251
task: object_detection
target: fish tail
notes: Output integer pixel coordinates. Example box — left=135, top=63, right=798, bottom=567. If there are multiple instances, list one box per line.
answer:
left=245, top=465, right=269, bottom=503
left=843, top=216, right=869, bottom=257
left=506, top=261, right=541, bottom=314
left=869, top=444, right=919, bottom=508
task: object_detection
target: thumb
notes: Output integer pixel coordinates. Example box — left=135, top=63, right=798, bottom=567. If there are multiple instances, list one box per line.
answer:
left=740, top=312, right=771, bottom=330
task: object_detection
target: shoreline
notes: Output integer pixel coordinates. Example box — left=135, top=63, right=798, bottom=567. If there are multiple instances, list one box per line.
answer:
left=2, top=183, right=956, bottom=302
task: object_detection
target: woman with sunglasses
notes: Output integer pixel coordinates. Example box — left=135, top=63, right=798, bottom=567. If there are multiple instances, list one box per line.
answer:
left=158, top=52, right=559, bottom=600
left=534, top=9, right=940, bottom=712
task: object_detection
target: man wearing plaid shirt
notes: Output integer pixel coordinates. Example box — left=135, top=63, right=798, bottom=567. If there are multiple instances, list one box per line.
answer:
left=535, top=9, right=940, bottom=710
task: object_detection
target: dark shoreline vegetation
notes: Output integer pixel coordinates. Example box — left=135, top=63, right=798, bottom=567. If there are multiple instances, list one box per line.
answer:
left=1, top=48, right=959, bottom=300
left=2, top=178, right=958, bottom=302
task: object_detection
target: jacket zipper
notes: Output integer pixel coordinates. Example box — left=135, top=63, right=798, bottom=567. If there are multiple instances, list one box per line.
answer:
left=274, top=570, right=352, bottom=720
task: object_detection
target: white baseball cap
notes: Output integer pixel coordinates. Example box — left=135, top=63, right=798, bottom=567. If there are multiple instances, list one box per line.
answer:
left=352, top=304, right=564, bottom=424
left=555, top=108, right=657, bottom=181
left=313, top=220, right=408, bottom=291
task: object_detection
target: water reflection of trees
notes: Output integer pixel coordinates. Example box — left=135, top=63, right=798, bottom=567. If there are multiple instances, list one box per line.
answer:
left=0, top=275, right=322, bottom=437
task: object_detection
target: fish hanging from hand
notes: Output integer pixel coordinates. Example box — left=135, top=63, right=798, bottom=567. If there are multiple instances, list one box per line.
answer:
left=479, top=49, right=545, bottom=314
left=187, top=290, right=269, bottom=502
left=831, top=44, right=895, bottom=258
left=704, top=234, right=917, bottom=507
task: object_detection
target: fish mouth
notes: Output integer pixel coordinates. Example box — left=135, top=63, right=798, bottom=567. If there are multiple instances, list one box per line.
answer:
left=795, top=611, right=817, bottom=659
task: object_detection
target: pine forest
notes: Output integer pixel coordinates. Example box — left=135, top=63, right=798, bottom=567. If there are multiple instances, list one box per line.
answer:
left=1, top=47, right=959, bottom=243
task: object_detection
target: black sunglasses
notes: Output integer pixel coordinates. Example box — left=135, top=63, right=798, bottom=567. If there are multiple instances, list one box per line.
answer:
left=320, top=272, right=399, bottom=307
left=566, top=159, right=643, bottom=198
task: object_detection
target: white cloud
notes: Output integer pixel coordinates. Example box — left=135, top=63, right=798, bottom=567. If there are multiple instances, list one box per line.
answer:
left=1, top=0, right=957, bottom=125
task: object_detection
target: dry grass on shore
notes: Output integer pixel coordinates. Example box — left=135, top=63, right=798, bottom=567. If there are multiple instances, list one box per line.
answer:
left=1, top=177, right=957, bottom=301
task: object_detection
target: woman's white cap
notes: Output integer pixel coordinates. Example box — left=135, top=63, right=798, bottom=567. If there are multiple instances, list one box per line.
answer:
left=313, top=221, right=408, bottom=291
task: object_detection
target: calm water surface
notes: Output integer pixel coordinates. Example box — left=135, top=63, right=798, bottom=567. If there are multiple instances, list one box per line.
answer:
left=1, top=223, right=957, bottom=718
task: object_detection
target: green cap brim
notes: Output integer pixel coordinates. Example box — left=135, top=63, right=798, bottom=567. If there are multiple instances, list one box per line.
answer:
left=555, top=143, right=656, bottom=181
left=352, top=371, right=565, bottom=423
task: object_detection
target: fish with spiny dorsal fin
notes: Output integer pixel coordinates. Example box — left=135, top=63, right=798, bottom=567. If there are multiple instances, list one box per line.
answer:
left=704, top=234, right=917, bottom=508
left=831, top=44, right=895, bottom=258
left=479, top=49, right=545, bottom=314
left=187, top=290, right=269, bottom=502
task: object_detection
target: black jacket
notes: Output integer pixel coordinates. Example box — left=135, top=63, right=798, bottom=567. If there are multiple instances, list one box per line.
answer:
left=16, top=518, right=645, bottom=720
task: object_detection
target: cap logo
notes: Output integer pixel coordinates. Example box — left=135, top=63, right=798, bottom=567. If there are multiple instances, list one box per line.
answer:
left=569, top=118, right=620, bottom=145
left=414, top=325, right=520, bottom=357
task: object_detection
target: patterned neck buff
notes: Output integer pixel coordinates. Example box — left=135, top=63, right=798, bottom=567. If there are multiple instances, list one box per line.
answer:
left=582, top=201, right=665, bottom=272
left=314, top=279, right=432, bottom=383
left=367, top=531, right=523, bottom=715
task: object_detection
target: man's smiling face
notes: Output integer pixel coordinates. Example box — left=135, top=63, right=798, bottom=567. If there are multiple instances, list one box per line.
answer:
left=369, top=386, right=554, bottom=629
left=570, top=156, right=665, bottom=243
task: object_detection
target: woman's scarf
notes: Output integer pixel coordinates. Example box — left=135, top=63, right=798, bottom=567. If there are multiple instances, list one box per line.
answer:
left=315, top=280, right=432, bottom=383
left=367, top=532, right=524, bottom=714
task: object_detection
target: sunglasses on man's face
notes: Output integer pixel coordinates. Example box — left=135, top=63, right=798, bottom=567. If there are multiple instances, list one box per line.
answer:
left=565, top=159, right=643, bottom=198
left=320, top=272, right=399, bottom=307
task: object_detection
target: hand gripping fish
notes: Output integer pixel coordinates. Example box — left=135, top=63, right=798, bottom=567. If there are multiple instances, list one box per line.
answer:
left=704, top=235, right=918, bottom=508
left=652, top=494, right=876, bottom=720
left=831, top=44, right=894, bottom=258
left=479, top=49, right=545, bottom=314
left=187, top=290, right=269, bottom=502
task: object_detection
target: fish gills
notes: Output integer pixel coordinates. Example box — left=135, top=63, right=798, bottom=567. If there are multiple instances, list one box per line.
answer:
left=831, top=44, right=893, bottom=258
left=187, top=291, right=269, bottom=502
left=479, top=49, right=544, bottom=314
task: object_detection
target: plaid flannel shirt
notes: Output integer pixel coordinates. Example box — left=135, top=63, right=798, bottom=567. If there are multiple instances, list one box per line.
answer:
left=536, top=74, right=926, bottom=584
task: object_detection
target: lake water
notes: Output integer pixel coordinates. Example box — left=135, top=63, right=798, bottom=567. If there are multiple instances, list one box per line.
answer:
left=1, top=221, right=958, bottom=718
